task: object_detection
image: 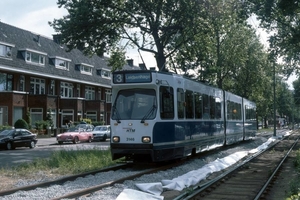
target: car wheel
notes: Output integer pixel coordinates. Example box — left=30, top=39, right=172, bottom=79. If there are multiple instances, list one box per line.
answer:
left=6, top=142, right=14, bottom=150
left=58, top=141, right=63, bottom=145
left=29, top=141, right=36, bottom=149
left=73, top=137, right=79, bottom=144
left=88, top=137, right=92, bottom=143
left=101, top=134, right=107, bottom=142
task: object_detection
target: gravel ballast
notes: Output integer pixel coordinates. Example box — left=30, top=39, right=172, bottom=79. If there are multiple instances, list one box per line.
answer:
left=0, top=131, right=284, bottom=200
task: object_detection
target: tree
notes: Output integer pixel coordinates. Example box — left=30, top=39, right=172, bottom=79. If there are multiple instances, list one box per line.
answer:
left=248, top=0, right=300, bottom=77
left=50, top=0, right=211, bottom=71
left=293, top=78, right=300, bottom=106
left=276, top=81, right=293, bottom=120
left=107, top=47, right=126, bottom=72
left=171, top=0, right=255, bottom=88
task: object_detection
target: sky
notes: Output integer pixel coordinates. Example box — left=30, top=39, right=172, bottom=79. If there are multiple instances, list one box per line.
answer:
left=0, top=0, right=155, bottom=67
left=0, top=0, right=296, bottom=88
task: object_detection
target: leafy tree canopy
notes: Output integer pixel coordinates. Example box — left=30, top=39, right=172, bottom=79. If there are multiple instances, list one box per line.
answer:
left=249, top=0, right=300, bottom=77
left=50, top=0, right=212, bottom=71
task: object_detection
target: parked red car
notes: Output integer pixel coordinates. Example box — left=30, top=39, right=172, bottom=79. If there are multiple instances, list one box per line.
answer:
left=56, top=124, right=94, bottom=144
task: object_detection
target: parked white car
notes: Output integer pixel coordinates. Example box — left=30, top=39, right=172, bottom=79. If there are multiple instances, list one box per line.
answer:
left=92, top=125, right=111, bottom=141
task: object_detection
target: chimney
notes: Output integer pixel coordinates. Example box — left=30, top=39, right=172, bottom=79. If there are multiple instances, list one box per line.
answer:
left=139, top=63, right=147, bottom=70
left=126, top=59, right=134, bottom=67
left=33, top=35, right=41, bottom=46
left=36, top=35, right=40, bottom=44
left=53, top=34, right=61, bottom=44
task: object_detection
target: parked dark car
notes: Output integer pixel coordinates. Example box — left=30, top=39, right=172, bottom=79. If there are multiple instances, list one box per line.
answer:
left=0, top=129, right=38, bottom=150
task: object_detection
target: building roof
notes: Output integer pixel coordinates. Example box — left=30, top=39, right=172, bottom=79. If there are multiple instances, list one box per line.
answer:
left=0, top=22, right=112, bottom=87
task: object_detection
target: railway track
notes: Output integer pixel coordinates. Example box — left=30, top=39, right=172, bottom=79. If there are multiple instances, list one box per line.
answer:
left=0, top=160, right=185, bottom=199
left=0, top=163, right=129, bottom=197
left=51, top=163, right=182, bottom=199
left=0, top=130, right=294, bottom=199
left=175, top=132, right=300, bottom=200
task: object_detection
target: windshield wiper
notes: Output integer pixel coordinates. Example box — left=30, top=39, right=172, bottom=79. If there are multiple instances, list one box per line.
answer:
left=141, top=105, right=157, bottom=123
left=112, top=105, right=121, bottom=123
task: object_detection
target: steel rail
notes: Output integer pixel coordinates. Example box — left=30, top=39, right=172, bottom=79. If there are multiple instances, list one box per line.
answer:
left=174, top=133, right=288, bottom=200
left=254, top=136, right=299, bottom=200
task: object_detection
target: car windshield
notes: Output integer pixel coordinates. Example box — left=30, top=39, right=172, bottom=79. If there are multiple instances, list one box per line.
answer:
left=67, top=124, right=92, bottom=132
left=67, top=127, right=80, bottom=132
left=112, top=89, right=157, bottom=120
left=94, top=126, right=107, bottom=131
left=0, top=130, right=13, bottom=136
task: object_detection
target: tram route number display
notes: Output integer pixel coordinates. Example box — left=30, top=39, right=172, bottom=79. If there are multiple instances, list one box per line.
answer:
left=113, top=72, right=152, bottom=83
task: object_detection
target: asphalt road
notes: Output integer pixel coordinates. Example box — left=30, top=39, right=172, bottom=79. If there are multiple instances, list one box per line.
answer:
left=0, top=137, right=110, bottom=169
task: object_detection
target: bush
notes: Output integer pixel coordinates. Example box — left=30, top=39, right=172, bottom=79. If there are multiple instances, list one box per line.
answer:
left=92, top=121, right=106, bottom=126
left=14, top=119, right=29, bottom=129
left=0, top=125, right=12, bottom=131
left=35, top=120, right=50, bottom=130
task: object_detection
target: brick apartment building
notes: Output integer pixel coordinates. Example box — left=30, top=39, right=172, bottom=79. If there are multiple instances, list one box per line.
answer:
left=0, top=22, right=129, bottom=132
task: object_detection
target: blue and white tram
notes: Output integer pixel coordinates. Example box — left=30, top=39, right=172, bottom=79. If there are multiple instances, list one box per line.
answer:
left=110, top=70, right=257, bottom=162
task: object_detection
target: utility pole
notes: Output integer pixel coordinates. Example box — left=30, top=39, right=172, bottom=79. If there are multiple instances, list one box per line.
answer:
left=273, top=62, right=276, bottom=136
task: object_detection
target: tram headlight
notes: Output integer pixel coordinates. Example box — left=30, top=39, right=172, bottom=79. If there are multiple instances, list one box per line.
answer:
left=112, top=136, right=120, bottom=143
left=142, top=136, right=151, bottom=143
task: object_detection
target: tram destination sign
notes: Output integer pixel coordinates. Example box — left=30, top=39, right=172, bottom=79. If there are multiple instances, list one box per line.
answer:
left=113, top=72, right=152, bottom=83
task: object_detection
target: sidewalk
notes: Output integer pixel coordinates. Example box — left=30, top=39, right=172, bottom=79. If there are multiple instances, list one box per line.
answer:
left=36, top=137, right=57, bottom=146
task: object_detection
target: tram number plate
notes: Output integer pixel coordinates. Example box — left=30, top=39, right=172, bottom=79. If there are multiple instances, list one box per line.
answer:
left=126, top=138, right=135, bottom=141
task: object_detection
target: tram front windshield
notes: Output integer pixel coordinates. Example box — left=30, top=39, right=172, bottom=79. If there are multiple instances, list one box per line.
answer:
left=112, top=89, right=157, bottom=121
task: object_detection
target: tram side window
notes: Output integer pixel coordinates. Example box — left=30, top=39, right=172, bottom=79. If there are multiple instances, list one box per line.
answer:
left=177, top=88, right=185, bottom=119
left=202, top=94, right=210, bottom=119
left=194, top=92, right=202, bottom=119
left=185, top=90, right=194, bottom=118
left=210, top=96, right=216, bottom=119
left=215, top=98, right=222, bottom=119
left=245, top=106, right=256, bottom=121
left=227, top=101, right=242, bottom=120
left=160, top=86, right=174, bottom=119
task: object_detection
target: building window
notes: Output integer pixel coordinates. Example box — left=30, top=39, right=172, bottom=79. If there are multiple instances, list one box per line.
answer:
left=30, top=108, right=43, bottom=127
left=86, top=111, right=97, bottom=121
left=98, top=88, right=102, bottom=100
left=0, top=73, right=13, bottom=91
left=60, top=82, right=73, bottom=97
left=77, top=63, right=93, bottom=75
left=85, top=86, right=95, bottom=100
left=26, top=52, right=45, bottom=65
left=19, top=75, right=25, bottom=91
left=49, top=80, right=55, bottom=95
left=0, top=42, right=13, bottom=58
left=13, top=107, right=23, bottom=125
left=61, top=110, right=74, bottom=127
left=105, top=89, right=111, bottom=103
left=76, top=84, right=81, bottom=97
left=0, top=107, right=8, bottom=126
left=101, top=69, right=111, bottom=79
left=51, top=56, right=71, bottom=70
left=30, top=77, right=45, bottom=94
left=20, top=48, right=46, bottom=65
left=100, top=112, right=104, bottom=122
